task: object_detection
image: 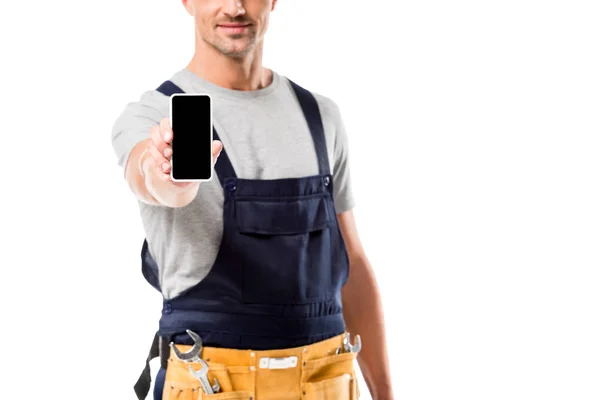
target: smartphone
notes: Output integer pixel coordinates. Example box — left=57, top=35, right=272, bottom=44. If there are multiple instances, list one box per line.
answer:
left=169, top=93, right=213, bottom=182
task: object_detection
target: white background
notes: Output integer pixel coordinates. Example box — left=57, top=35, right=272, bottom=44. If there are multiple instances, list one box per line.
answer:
left=1, top=0, right=599, bottom=399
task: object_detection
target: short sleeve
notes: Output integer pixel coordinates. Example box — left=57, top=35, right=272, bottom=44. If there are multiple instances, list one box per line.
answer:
left=331, top=103, right=356, bottom=213
left=110, top=89, right=167, bottom=170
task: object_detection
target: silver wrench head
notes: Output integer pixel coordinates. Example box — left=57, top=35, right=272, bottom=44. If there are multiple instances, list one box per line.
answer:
left=343, top=333, right=361, bottom=353
left=350, top=334, right=362, bottom=353
left=171, top=329, right=203, bottom=362
left=342, top=332, right=351, bottom=352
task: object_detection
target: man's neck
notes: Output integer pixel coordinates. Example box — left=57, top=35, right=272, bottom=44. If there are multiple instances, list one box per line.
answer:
left=186, top=43, right=273, bottom=92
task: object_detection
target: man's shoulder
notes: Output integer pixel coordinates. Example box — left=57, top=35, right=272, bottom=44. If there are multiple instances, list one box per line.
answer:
left=279, top=74, right=343, bottom=126
left=148, top=68, right=191, bottom=97
left=119, top=69, right=189, bottom=114
left=312, top=90, right=342, bottom=125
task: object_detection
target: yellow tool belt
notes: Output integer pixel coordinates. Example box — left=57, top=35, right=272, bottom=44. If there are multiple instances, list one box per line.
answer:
left=164, top=331, right=360, bottom=399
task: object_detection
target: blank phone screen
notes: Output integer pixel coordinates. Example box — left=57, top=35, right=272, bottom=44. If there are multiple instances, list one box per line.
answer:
left=171, top=94, right=212, bottom=180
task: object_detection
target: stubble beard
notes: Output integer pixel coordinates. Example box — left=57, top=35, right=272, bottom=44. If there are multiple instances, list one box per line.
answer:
left=207, top=30, right=257, bottom=59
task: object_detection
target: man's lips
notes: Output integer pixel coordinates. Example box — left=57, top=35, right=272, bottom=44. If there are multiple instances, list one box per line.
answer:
left=218, top=23, right=251, bottom=27
left=217, top=23, right=251, bottom=33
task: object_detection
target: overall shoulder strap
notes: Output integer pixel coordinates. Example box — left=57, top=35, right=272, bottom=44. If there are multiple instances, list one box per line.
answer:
left=286, top=78, right=331, bottom=176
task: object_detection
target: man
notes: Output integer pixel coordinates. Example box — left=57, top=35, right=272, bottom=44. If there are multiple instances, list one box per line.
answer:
left=111, top=0, right=394, bottom=399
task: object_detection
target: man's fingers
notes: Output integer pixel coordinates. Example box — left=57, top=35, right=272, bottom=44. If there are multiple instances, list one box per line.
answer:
left=151, top=159, right=171, bottom=182
left=150, top=125, right=170, bottom=157
left=157, top=166, right=171, bottom=182
left=148, top=135, right=221, bottom=181
left=212, top=140, right=223, bottom=159
left=160, top=118, right=173, bottom=144
left=212, top=140, right=223, bottom=165
left=148, top=143, right=171, bottom=173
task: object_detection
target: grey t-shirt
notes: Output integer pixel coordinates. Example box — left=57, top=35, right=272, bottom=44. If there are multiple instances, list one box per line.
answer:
left=111, top=68, right=355, bottom=300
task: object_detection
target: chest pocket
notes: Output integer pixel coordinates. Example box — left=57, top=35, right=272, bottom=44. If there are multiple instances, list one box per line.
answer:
left=234, top=193, right=336, bottom=305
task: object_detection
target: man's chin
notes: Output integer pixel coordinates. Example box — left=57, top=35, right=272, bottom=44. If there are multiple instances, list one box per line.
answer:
left=220, top=42, right=254, bottom=57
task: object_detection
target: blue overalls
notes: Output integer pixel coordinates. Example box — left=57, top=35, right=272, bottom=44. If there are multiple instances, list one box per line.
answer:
left=133, top=78, right=350, bottom=400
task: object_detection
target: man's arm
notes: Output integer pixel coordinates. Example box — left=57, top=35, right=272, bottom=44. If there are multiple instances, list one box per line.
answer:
left=338, top=210, right=395, bottom=400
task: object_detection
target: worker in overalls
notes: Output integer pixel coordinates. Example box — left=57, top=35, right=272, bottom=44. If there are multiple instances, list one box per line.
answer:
left=111, top=0, right=394, bottom=398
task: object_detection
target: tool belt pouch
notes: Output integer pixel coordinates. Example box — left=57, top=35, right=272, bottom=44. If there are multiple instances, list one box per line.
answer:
left=163, top=352, right=253, bottom=399
left=301, top=350, right=360, bottom=400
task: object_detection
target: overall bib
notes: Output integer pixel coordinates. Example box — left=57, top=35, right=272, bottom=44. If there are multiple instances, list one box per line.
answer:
left=134, top=78, right=359, bottom=400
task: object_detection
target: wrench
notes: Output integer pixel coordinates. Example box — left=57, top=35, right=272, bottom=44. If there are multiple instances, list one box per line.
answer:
left=335, top=333, right=362, bottom=354
left=170, top=329, right=220, bottom=393
left=188, top=359, right=220, bottom=394
left=170, top=329, right=204, bottom=362
left=343, top=332, right=362, bottom=353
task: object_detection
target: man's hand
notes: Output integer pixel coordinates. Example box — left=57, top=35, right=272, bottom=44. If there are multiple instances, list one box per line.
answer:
left=143, top=117, right=223, bottom=189
left=125, top=117, right=223, bottom=207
